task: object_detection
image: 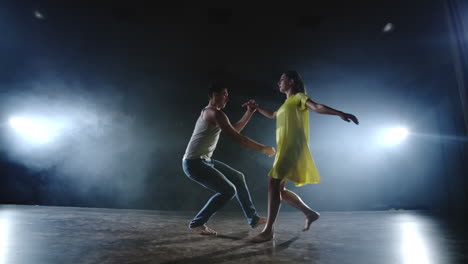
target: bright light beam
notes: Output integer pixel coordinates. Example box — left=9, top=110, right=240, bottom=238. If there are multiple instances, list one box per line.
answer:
left=0, top=218, right=9, bottom=264
left=8, top=116, right=62, bottom=144
left=401, top=222, right=430, bottom=264
left=381, top=127, right=409, bottom=145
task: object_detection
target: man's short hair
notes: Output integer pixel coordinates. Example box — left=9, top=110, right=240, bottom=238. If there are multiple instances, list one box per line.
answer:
left=208, top=81, right=226, bottom=98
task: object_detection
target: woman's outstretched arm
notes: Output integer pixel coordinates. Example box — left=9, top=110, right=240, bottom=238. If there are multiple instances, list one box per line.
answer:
left=246, top=100, right=276, bottom=119
left=306, top=99, right=359, bottom=124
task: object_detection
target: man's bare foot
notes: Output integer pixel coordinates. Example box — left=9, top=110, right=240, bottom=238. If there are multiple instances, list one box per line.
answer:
left=250, top=231, right=274, bottom=243
left=303, top=211, right=320, bottom=231
left=252, top=217, right=267, bottom=229
left=189, top=225, right=217, bottom=235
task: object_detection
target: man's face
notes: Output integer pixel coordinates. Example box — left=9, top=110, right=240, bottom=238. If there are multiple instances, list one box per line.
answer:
left=213, top=88, right=229, bottom=109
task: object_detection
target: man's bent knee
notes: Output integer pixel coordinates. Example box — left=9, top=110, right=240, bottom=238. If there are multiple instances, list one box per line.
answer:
left=235, top=172, right=245, bottom=182
left=222, top=185, right=236, bottom=200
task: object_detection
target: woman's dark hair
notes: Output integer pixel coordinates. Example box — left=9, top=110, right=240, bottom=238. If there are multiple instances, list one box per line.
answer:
left=284, top=70, right=306, bottom=94
left=208, top=81, right=226, bottom=98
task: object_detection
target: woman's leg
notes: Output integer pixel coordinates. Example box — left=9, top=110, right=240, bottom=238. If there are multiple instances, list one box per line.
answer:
left=251, top=177, right=283, bottom=242
left=279, top=181, right=320, bottom=231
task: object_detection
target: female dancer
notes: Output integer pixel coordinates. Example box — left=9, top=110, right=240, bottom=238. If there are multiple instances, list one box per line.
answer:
left=251, top=71, right=359, bottom=242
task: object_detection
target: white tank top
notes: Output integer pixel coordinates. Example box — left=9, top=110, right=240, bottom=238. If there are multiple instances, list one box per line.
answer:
left=183, top=107, right=221, bottom=160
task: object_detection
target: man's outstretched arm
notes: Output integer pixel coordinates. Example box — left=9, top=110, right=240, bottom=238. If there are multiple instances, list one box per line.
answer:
left=232, top=100, right=256, bottom=132
left=205, top=108, right=275, bottom=156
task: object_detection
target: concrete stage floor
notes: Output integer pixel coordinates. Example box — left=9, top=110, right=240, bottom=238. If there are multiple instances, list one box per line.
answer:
left=0, top=205, right=466, bottom=263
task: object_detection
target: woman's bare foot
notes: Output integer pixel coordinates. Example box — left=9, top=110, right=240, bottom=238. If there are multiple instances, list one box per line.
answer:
left=250, top=231, right=274, bottom=243
left=303, top=211, right=320, bottom=231
left=252, top=217, right=267, bottom=229
left=189, top=225, right=217, bottom=235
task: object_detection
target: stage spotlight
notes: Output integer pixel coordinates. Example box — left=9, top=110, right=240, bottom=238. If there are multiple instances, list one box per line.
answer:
left=381, top=127, right=408, bottom=145
left=8, top=116, right=61, bottom=144
left=383, top=22, right=394, bottom=33
left=34, top=10, right=45, bottom=20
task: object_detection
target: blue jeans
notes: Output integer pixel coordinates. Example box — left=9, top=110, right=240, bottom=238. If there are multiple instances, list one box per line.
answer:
left=182, top=158, right=260, bottom=228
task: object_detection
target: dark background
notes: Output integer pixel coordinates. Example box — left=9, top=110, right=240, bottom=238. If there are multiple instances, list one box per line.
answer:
left=1, top=0, right=467, bottom=217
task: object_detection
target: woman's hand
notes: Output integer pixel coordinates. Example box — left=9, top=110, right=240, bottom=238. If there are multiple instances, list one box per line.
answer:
left=242, top=99, right=258, bottom=113
left=340, top=112, right=359, bottom=125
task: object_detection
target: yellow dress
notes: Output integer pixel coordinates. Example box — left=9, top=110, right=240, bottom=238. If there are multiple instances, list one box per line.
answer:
left=268, top=93, right=321, bottom=186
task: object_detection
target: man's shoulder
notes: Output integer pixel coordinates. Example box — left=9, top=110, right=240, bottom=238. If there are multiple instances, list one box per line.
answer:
left=203, top=108, right=225, bottom=124
left=203, top=107, right=219, bottom=117
left=205, top=107, right=226, bottom=117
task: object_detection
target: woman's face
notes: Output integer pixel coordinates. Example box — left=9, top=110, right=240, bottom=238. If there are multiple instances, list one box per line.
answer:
left=278, top=73, right=293, bottom=93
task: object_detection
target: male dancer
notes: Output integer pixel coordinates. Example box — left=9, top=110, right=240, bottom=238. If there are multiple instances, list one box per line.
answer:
left=182, top=82, right=275, bottom=235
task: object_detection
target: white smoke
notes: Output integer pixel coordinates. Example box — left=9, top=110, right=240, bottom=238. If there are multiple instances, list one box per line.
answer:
left=0, top=79, right=158, bottom=206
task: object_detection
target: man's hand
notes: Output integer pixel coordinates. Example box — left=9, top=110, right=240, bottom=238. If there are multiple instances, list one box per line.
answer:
left=242, top=100, right=258, bottom=113
left=262, top=146, right=276, bottom=157
left=340, top=112, right=359, bottom=125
